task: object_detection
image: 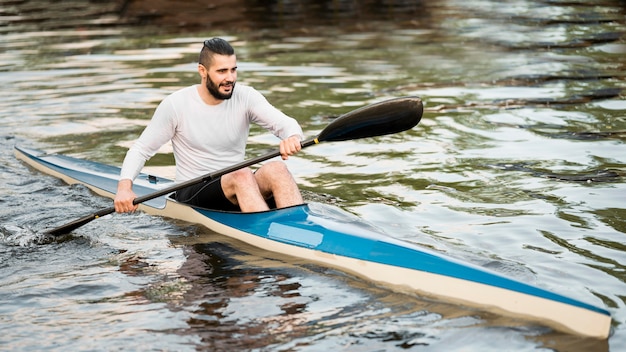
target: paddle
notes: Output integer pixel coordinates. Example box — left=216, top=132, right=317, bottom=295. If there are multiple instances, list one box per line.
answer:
left=45, top=96, right=423, bottom=236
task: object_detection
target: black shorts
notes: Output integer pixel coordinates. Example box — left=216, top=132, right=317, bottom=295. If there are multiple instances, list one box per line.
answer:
left=174, top=177, right=276, bottom=211
left=174, top=177, right=240, bottom=212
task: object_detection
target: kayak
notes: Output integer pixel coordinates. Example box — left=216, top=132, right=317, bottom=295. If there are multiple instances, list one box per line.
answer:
left=14, top=145, right=611, bottom=338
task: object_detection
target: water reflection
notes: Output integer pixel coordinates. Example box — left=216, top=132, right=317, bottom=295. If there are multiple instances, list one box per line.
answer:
left=162, top=234, right=435, bottom=350
left=162, top=233, right=530, bottom=351
left=119, top=0, right=427, bottom=31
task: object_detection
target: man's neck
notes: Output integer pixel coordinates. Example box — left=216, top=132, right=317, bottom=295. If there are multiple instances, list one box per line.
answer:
left=196, top=85, right=223, bottom=106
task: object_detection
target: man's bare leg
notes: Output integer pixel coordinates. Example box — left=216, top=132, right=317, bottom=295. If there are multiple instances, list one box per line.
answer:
left=221, top=162, right=303, bottom=212
left=221, top=168, right=270, bottom=212
left=254, top=161, right=303, bottom=208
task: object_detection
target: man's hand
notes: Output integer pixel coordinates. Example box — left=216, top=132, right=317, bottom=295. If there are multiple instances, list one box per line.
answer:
left=279, top=135, right=302, bottom=160
left=114, top=179, right=138, bottom=213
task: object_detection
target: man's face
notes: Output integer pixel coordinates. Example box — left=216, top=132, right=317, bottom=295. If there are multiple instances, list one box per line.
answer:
left=204, top=54, right=237, bottom=100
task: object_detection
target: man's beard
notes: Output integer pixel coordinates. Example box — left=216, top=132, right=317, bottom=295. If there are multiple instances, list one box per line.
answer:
left=206, top=75, right=235, bottom=100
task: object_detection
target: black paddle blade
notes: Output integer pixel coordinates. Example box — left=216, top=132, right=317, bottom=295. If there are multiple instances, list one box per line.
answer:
left=317, top=96, right=423, bottom=142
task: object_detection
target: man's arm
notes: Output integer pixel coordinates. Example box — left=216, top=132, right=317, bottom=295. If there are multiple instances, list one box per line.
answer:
left=114, top=179, right=138, bottom=213
left=114, top=96, right=178, bottom=213
left=247, top=87, right=304, bottom=142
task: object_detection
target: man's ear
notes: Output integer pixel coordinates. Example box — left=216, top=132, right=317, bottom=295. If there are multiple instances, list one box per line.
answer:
left=198, top=64, right=207, bottom=77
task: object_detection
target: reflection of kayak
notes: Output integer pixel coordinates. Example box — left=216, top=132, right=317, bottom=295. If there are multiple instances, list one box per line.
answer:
left=14, top=145, right=611, bottom=338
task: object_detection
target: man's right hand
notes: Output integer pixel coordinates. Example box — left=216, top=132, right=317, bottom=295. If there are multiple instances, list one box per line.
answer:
left=114, top=179, right=138, bottom=213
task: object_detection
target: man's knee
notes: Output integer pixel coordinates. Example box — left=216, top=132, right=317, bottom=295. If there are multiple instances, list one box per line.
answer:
left=223, top=168, right=256, bottom=188
left=255, top=162, right=296, bottom=190
left=263, top=161, right=290, bottom=175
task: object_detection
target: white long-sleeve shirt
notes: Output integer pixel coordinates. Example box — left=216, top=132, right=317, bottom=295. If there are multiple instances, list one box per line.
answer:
left=119, top=84, right=304, bottom=182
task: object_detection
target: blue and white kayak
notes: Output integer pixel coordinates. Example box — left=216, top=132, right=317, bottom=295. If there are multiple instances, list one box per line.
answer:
left=14, top=145, right=612, bottom=338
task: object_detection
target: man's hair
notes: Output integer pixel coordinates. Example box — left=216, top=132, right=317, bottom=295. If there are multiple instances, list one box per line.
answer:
left=199, top=38, right=235, bottom=67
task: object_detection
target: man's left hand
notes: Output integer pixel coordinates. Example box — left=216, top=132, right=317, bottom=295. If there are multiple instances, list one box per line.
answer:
left=280, top=135, right=302, bottom=160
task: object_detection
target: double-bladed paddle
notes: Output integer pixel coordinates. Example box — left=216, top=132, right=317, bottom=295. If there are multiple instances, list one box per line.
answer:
left=45, top=96, right=423, bottom=236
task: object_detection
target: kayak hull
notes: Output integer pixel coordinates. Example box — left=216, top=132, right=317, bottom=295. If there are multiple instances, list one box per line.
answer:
left=14, top=146, right=612, bottom=338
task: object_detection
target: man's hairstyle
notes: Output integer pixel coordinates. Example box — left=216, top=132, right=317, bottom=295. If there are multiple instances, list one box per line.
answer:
left=199, top=38, right=235, bottom=67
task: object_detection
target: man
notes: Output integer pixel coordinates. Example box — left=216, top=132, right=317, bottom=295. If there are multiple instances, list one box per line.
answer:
left=114, top=38, right=304, bottom=213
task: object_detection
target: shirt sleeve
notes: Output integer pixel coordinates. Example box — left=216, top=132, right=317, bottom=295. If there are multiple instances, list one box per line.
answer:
left=119, top=97, right=177, bottom=181
left=247, top=89, right=304, bottom=141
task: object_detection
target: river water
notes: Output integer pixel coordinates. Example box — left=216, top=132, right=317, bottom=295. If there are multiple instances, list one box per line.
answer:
left=1, top=0, right=625, bottom=351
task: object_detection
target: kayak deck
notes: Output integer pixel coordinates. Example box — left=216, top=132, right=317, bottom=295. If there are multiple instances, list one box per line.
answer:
left=14, top=145, right=612, bottom=339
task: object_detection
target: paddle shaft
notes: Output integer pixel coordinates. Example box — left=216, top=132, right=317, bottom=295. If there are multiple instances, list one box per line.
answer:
left=44, top=96, right=423, bottom=236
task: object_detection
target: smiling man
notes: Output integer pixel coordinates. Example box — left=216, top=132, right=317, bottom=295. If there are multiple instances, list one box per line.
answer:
left=114, top=38, right=304, bottom=213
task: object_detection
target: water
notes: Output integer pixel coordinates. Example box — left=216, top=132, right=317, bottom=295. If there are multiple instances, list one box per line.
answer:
left=1, top=0, right=625, bottom=350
